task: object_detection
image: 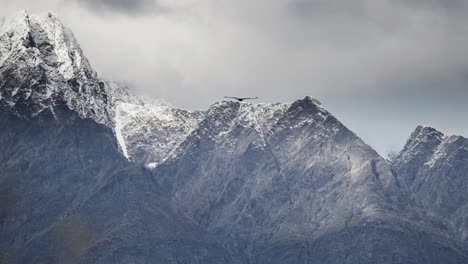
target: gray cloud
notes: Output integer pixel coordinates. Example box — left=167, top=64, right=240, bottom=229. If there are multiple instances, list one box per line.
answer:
left=1, top=0, right=468, bottom=155
left=71, top=0, right=161, bottom=14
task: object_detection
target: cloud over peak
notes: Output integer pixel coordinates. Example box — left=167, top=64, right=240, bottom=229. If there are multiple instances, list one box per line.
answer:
left=70, top=0, right=161, bottom=15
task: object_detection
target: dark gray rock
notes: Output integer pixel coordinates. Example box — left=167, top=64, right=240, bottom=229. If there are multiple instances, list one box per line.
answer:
left=393, top=125, right=468, bottom=248
left=0, top=105, right=239, bottom=264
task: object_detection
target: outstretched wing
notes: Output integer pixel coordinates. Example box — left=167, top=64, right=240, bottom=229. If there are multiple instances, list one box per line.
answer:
left=224, top=96, right=259, bottom=101
left=224, top=96, right=241, bottom=100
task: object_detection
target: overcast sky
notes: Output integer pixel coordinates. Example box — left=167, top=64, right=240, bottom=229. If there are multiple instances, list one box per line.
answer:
left=1, top=0, right=467, bottom=156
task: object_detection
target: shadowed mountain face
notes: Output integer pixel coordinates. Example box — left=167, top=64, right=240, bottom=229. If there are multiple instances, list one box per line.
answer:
left=1, top=10, right=468, bottom=264
left=393, top=126, right=468, bottom=248
left=0, top=99, right=239, bottom=264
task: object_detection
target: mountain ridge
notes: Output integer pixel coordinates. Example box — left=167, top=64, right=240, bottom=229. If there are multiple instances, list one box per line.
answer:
left=0, top=11, right=241, bottom=263
left=1, top=10, right=468, bottom=264
left=150, top=96, right=467, bottom=263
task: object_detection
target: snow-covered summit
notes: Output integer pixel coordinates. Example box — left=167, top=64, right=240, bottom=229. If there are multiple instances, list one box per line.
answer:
left=1, top=11, right=88, bottom=80
left=0, top=11, right=135, bottom=126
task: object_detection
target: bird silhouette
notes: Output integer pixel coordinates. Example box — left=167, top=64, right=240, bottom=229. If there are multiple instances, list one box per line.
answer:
left=224, top=96, right=259, bottom=102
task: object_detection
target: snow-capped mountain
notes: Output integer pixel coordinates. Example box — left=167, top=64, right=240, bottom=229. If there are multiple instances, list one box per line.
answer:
left=393, top=126, right=468, bottom=247
left=0, top=11, right=138, bottom=126
left=1, top=10, right=468, bottom=264
left=0, top=11, right=239, bottom=264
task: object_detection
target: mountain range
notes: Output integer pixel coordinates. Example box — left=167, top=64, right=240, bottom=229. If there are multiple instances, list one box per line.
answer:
left=0, top=11, right=467, bottom=264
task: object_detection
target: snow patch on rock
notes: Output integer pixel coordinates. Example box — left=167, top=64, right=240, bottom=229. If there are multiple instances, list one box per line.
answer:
left=114, top=102, right=205, bottom=164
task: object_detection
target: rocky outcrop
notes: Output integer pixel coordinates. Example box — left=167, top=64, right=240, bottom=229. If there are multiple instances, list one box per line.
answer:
left=393, top=126, right=468, bottom=248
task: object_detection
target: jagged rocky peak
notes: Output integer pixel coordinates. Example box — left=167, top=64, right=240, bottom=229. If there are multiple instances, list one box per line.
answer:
left=394, top=124, right=467, bottom=187
left=280, top=96, right=336, bottom=128
left=405, top=125, right=445, bottom=154
left=290, top=95, right=323, bottom=109
left=393, top=126, right=468, bottom=247
left=400, top=125, right=445, bottom=158
left=0, top=10, right=127, bottom=125
left=1, top=11, right=93, bottom=80
left=410, top=125, right=444, bottom=145
left=392, top=125, right=445, bottom=184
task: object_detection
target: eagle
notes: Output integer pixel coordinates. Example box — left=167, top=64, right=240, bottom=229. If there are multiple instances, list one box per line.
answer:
left=224, top=96, right=259, bottom=102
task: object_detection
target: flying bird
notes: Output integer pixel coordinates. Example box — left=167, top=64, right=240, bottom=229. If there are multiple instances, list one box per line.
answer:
left=224, top=96, right=259, bottom=102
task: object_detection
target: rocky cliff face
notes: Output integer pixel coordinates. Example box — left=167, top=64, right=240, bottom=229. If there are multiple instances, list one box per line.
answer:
left=0, top=105, right=241, bottom=264
left=1, top=10, right=468, bottom=264
left=393, top=126, right=468, bottom=247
